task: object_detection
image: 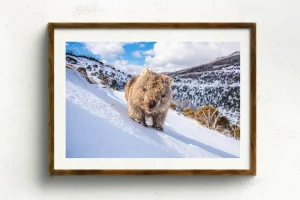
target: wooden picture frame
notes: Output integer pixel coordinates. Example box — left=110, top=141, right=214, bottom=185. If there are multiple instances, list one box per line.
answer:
left=48, top=22, right=256, bottom=176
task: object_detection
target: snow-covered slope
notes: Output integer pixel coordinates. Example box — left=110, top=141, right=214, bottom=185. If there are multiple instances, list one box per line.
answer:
left=66, top=54, right=131, bottom=90
left=66, top=66, right=240, bottom=158
left=165, top=51, right=240, bottom=124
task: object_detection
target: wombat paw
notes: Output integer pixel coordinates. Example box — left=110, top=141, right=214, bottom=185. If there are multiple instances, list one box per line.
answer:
left=141, top=123, right=148, bottom=127
left=153, top=126, right=164, bottom=132
left=138, top=120, right=148, bottom=127
left=131, top=118, right=148, bottom=127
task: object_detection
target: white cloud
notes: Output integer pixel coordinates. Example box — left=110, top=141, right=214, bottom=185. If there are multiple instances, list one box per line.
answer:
left=143, top=42, right=240, bottom=73
left=143, top=49, right=154, bottom=56
left=132, top=51, right=142, bottom=58
left=83, top=42, right=240, bottom=75
left=84, top=42, right=127, bottom=59
left=113, top=59, right=144, bottom=76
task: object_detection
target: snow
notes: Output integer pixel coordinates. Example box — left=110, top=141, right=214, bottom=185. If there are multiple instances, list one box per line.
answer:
left=66, top=67, right=240, bottom=158
left=171, top=64, right=241, bottom=125
left=66, top=54, right=130, bottom=90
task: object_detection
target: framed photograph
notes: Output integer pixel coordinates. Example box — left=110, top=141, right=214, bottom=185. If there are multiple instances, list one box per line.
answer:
left=48, top=22, right=256, bottom=175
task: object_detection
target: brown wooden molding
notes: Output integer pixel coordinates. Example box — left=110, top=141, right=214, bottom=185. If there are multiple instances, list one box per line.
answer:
left=48, top=22, right=256, bottom=176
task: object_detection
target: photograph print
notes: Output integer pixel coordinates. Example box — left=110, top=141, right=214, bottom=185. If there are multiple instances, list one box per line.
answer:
left=65, top=41, right=241, bottom=159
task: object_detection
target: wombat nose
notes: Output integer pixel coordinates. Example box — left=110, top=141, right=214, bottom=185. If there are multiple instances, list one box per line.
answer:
left=148, top=100, right=156, bottom=109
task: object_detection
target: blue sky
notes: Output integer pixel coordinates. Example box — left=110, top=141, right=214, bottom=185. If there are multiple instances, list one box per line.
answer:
left=66, top=42, right=100, bottom=59
left=66, top=42, right=154, bottom=65
left=66, top=41, right=240, bottom=75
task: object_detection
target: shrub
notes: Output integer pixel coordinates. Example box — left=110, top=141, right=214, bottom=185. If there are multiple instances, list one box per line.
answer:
left=229, top=125, right=240, bottom=139
left=110, top=79, right=117, bottom=88
left=183, top=108, right=194, bottom=118
left=86, top=66, right=92, bottom=71
left=77, top=67, right=87, bottom=75
left=66, top=64, right=75, bottom=70
left=98, top=72, right=105, bottom=80
left=77, top=67, right=96, bottom=84
left=102, top=78, right=108, bottom=84
left=194, top=105, right=220, bottom=129
left=169, top=102, right=176, bottom=110
left=66, top=56, right=78, bottom=64
left=216, top=116, right=230, bottom=132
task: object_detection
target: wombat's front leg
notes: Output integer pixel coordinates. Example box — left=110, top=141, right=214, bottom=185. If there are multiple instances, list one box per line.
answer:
left=128, top=105, right=148, bottom=127
left=152, top=112, right=167, bottom=131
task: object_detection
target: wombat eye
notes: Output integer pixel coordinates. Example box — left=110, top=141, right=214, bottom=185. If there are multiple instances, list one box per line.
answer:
left=162, top=94, right=166, bottom=98
left=143, top=88, right=147, bottom=92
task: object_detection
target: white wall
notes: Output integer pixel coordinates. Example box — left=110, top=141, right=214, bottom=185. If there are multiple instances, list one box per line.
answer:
left=1, top=0, right=300, bottom=199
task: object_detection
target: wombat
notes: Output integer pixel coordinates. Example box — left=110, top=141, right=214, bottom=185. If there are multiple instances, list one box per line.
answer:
left=125, top=68, right=173, bottom=131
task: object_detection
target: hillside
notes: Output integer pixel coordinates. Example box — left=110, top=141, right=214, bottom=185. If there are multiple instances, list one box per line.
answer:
left=165, top=51, right=240, bottom=125
left=66, top=53, right=132, bottom=90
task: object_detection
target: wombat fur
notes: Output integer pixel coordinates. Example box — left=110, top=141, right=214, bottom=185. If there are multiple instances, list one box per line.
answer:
left=125, top=68, right=173, bottom=131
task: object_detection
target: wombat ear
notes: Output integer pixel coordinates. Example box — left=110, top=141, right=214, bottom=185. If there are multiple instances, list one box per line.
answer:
left=167, top=76, right=173, bottom=85
left=161, top=74, right=173, bottom=85
left=168, top=77, right=173, bottom=85
left=141, top=68, right=150, bottom=76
